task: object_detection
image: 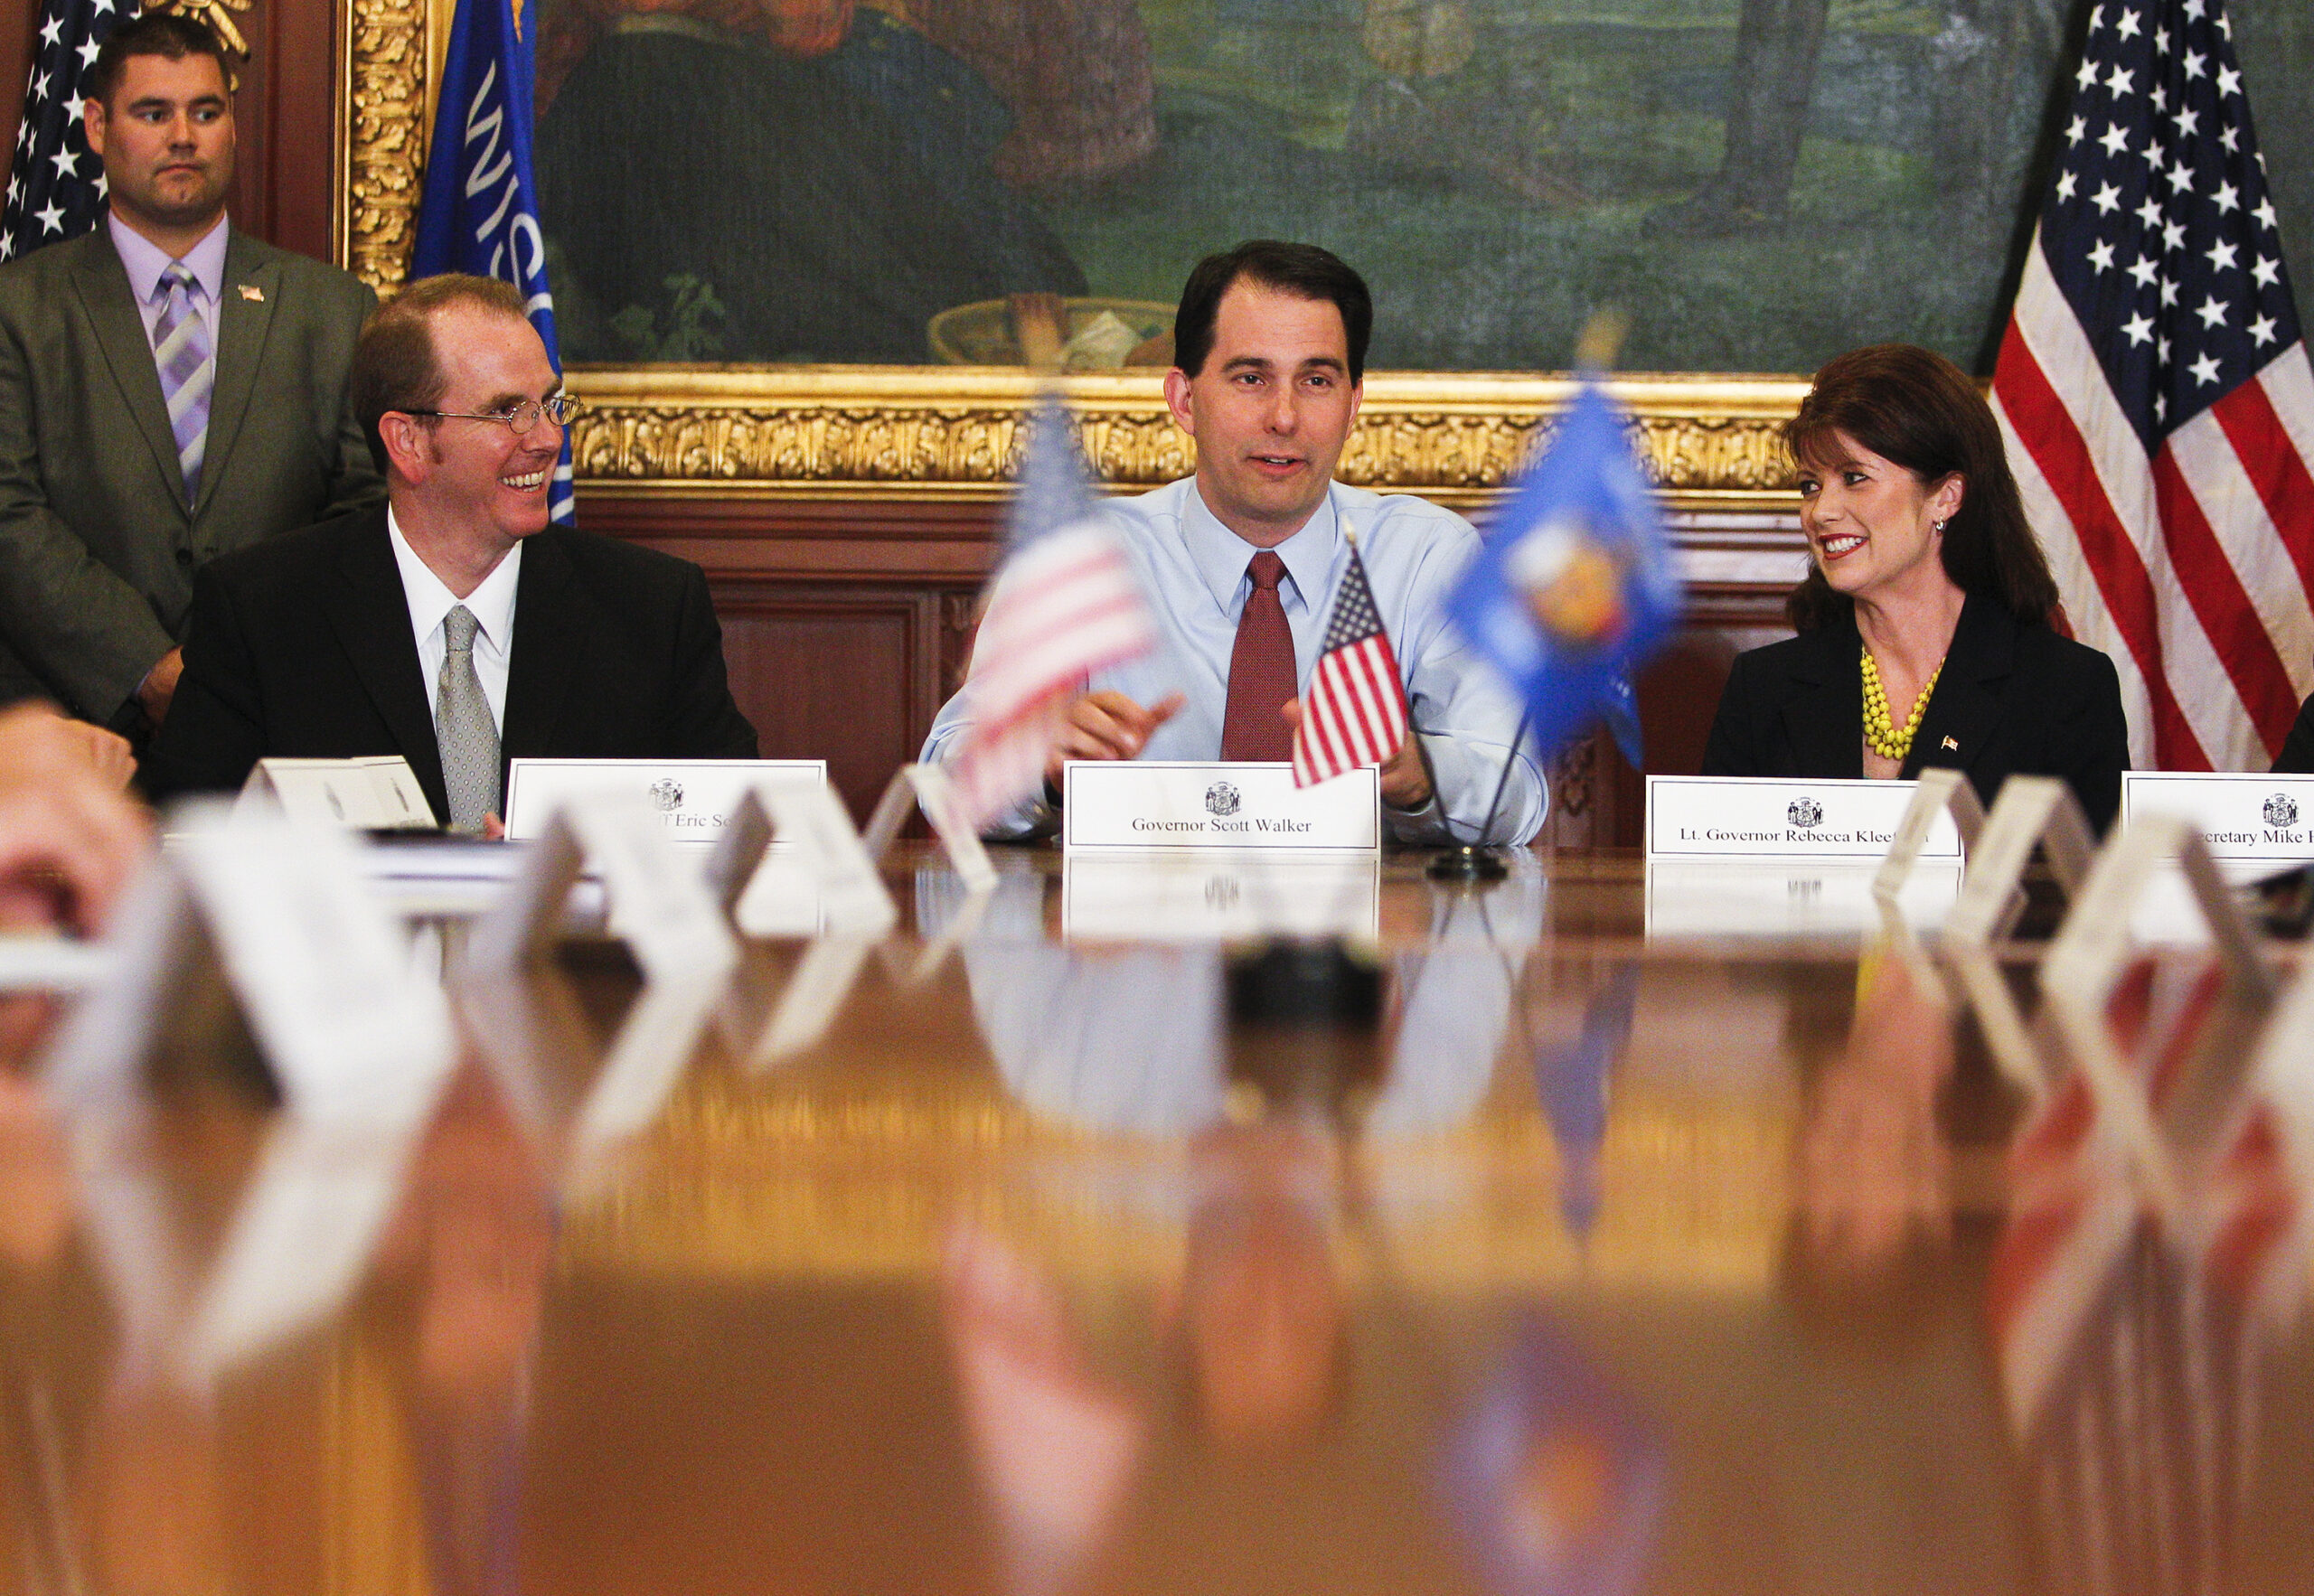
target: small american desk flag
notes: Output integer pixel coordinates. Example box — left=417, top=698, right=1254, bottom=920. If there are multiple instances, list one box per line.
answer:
left=948, top=397, right=1154, bottom=831
left=1989, top=0, right=2314, bottom=771
left=1293, top=532, right=1409, bottom=787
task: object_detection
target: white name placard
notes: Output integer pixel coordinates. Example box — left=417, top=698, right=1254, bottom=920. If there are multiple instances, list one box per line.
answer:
left=238, top=756, right=435, bottom=831
left=2121, top=772, right=2314, bottom=861
left=503, top=758, right=824, bottom=842
left=1645, top=775, right=1963, bottom=861
left=1062, top=761, right=1380, bottom=853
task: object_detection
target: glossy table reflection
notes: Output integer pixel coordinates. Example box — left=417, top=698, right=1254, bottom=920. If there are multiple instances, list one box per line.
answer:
left=3, top=842, right=2313, bottom=1596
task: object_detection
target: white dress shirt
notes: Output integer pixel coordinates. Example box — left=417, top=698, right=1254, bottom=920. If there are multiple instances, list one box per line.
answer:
left=388, top=507, right=521, bottom=735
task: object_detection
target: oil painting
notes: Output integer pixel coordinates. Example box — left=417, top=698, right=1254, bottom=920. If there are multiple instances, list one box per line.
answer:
left=522, top=0, right=2310, bottom=376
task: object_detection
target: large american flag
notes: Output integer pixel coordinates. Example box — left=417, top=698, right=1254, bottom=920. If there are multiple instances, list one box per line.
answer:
left=1292, top=535, right=1409, bottom=787
left=947, top=397, right=1154, bottom=831
left=1990, top=0, right=2314, bottom=772
left=2, top=0, right=124, bottom=262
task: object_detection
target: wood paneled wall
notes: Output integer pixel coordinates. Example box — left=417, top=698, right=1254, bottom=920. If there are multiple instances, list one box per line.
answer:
left=591, top=492, right=1801, bottom=845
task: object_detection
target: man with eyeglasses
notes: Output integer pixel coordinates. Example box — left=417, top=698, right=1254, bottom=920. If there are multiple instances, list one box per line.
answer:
left=0, top=14, right=381, bottom=739
left=141, top=274, right=757, bottom=828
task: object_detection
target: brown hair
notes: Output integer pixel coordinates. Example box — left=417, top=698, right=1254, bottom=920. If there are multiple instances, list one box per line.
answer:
left=352, top=274, right=531, bottom=475
left=86, top=13, right=232, bottom=109
left=1174, top=239, right=1373, bottom=383
left=1782, top=343, right=2059, bottom=631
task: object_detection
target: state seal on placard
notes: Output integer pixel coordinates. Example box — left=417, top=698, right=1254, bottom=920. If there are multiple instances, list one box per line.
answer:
left=649, top=777, right=684, bottom=813
left=2267, top=793, right=2300, bottom=828
left=1787, top=796, right=1823, bottom=829
left=1205, top=781, right=1241, bottom=818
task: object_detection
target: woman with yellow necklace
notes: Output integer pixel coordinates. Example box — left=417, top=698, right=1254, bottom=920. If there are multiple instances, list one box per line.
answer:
left=1702, top=344, right=2130, bottom=832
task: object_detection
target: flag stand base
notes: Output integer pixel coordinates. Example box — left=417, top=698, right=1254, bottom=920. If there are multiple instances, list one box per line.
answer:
left=1426, top=845, right=1508, bottom=882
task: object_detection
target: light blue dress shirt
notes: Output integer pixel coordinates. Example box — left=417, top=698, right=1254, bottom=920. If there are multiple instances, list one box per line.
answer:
left=923, top=476, right=1546, bottom=844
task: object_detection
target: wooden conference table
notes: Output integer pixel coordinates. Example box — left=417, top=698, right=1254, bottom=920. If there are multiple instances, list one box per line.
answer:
left=1, top=842, right=2309, bottom=1595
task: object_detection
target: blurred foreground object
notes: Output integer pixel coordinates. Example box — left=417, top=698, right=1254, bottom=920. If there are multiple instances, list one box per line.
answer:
left=0, top=704, right=150, bottom=934
left=1448, top=374, right=1679, bottom=769
left=944, top=395, right=1154, bottom=832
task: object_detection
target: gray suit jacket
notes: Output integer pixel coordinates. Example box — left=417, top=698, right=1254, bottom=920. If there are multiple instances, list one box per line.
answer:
left=0, top=222, right=381, bottom=725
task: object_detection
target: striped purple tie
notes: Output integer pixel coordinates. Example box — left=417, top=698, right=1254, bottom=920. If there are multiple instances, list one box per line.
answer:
left=151, top=263, right=213, bottom=505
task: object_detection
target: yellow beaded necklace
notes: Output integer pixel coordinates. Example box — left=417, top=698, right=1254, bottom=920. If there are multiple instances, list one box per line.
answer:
left=1860, top=646, right=1943, bottom=763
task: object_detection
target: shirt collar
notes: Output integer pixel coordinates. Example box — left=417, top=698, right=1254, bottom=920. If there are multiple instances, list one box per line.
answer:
left=108, top=211, right=230, bottom=308
left=1180, top=481, right=1339, bottom=615
left=387, top=505, right=523, bottom=651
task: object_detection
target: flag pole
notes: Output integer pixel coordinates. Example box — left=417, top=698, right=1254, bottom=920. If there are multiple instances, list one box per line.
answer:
left=1426, top=709, right=1528, bottom=881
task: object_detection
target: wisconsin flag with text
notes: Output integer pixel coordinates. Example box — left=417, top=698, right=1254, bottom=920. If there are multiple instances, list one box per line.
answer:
left=1447, top=379, right=1679, bottom=763
left=414, top=0, right=576, bottom=524
left=948, top=398, right=1153, bottom=831
left=2, top=0, right=123, bottom=260
left=1990, top=0, right=2314, bottom=771
left=1293, top=539, right=1408, bottom=786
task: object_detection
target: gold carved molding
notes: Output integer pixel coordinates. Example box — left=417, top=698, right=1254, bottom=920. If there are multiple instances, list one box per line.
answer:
left=562, top=369, right=1809, bottom=513
left=334, top=2, right=1809, bottom=511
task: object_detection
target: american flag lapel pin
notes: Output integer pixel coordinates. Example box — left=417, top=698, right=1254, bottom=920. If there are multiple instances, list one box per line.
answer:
left=238, top=285, right=265, bottom=303
left=1941, top=735, right=1959, bottom=751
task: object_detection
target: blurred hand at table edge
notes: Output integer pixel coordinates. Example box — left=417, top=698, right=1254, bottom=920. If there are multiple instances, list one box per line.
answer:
left=0, top=701, right=154, bottom=934
left=1043, top=690, right=1187, bottom=785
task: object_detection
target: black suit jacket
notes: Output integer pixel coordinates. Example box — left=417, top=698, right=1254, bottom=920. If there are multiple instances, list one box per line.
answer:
left=2273, top=697, right=2314, bottom=774
left=139, top=507, right=758, bottom=822
left=1700, top=594, right=2131, bottom=833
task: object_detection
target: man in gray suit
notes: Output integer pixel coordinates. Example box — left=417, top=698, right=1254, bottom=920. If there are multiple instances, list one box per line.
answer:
left=0, top=13, right=380, bottom=736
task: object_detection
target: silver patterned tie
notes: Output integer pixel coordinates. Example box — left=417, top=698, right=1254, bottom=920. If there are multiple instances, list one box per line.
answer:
left=436, top=605, right=500, bottom=833
left=152, top=263, right=213, bottom=505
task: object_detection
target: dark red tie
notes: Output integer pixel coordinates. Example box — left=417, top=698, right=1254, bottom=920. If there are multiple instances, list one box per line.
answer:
left=1221, top=550, right=1296, bottom=761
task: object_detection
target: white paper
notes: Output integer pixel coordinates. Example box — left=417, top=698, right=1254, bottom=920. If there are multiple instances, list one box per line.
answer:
left=503, top=757, right=825, bottom=842
left=239, top=756, right=435, bottom=831
left=1647, top=775, right=1962, bottom=861
left=44, top=803, right=456, bottom=1130
left=2039, top=814, right=2274, bottom=1191
left=747, top=936, right=877, bottom=1067
left=1942, top=776, right=2095, bottom=948
left=727, top=783, right=898, bottom=937
left=561, top=797, right=741, bottom=983
left=2121, top=772, right=2314, bottom=862
left=1062, top=761, right=1380, bottom=853
left=863, top=764, right=999, bottom=890
left=1872, top=768, right=1983, bottom=901
left=0, top=934, right=112, bottom=991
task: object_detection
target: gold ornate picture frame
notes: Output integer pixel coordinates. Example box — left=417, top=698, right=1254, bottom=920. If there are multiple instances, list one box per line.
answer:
left=334, top=0, right=1808, bottom=513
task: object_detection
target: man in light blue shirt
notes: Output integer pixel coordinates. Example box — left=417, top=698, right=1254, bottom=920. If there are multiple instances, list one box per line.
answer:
left=924, top=240, right=1544, bottom=846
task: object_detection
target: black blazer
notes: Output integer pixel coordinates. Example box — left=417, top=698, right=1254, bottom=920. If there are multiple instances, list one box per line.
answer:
left=2274, top=697, right=2314, bottom=774
left=140, top=507, right=759, bottom=822
left=1700, top=594, right=2130, bottom=833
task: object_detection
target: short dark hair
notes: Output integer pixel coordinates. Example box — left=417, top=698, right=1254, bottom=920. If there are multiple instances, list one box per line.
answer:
left=1172, top=240, right=1373, bottom=384
left=85, top=13, right=231, bottom=109
left=1783, top=343, right=2060, bottom=631
left=353, top=274, right=531, bottom=474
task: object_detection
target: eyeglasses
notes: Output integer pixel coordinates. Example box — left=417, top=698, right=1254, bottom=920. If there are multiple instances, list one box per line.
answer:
left=401, top=395, right=584, bottom=434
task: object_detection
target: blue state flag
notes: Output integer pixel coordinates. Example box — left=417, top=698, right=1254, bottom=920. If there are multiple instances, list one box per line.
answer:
left=1449, top=381, right=1680, bottom=765
left=413, top=0, right=574, bottom=525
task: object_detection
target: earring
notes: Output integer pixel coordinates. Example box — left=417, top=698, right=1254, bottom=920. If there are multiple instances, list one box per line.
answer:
left=1933, top=518, right=1947, bottom=534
